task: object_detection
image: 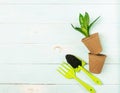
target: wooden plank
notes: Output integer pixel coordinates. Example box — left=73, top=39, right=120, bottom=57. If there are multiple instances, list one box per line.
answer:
left=0, top=5, right=118, bottom=24
left=0, top=0, right=119, bottom=4
left=0, top=85, right=119, bottom=93
left=0, top=24, right=119, bottom=44
left=0, top=64, right=119, bottom=84
left=0, top=44, right=119, bottom=64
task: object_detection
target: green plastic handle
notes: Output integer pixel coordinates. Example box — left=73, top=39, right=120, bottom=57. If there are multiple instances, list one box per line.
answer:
left=79, top=66, right=102, bottom=85
left=74, top=76, right=96, bottom=93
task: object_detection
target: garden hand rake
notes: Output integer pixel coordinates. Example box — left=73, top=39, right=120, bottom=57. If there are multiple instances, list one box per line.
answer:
left=57, top=62, right=96, bottom=93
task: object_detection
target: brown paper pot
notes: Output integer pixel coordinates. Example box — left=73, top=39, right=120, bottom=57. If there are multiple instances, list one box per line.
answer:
left=89, top=53, right=106, bottom=74
left=82, top=33, right=102, bottom=54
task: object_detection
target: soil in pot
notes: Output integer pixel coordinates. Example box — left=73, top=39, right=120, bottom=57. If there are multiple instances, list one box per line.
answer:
left=89, top=53, right=106, bottom=74
left=82, top=33, right=102, bottom=54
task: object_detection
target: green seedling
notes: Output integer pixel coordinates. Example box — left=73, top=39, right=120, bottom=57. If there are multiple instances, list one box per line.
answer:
left=71, top=12, right=100, bottom=37
left=57, top=62, right=96, bottom=93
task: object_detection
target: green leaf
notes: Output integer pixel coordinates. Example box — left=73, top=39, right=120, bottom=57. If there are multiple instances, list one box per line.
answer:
left=82, top=12, right=89, bottom=31
left=85, top=12, right=90, bottom=26
left=89, top=16, right=100, bottom=30
left=71, top=24, right=87, bottom=37
left=79, top=14, right=84, bottom=27
left=83, top=15, right=87, bottom=29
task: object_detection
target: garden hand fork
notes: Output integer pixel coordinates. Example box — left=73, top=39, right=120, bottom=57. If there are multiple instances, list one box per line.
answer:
left=57, top=62, right=96, bottom=93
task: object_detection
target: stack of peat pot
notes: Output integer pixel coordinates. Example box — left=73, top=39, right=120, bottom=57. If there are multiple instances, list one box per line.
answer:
left=82, top=33, right=107, bottom=74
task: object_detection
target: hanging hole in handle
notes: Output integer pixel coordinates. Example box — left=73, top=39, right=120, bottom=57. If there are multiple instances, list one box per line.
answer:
left=90, top=89, right=93, bottom=91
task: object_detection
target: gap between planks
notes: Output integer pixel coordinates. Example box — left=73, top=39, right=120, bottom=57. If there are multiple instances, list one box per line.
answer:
left=0, top=3, right=119, bottom=5
left=0, top=63, right=119, bottom=65
left=0, top=83, right=119, bottom=85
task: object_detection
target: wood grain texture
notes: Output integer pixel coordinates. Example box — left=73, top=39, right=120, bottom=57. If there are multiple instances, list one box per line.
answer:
left=0, top=85, right=119, bottom=93
left=0, top=44, right=119, bottom=64
left=0, top=0, right=119, bottom=4
left=0, top=5, right=119, bottom=24
left=0, top=0, right=119, bottom=92
left=0, top=24, right=119, bottom=64
left=0, top=64, right=119, bottom=85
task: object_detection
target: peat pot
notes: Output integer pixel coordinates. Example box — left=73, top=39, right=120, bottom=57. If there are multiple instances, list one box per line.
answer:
left=82, top=33, right=102, bottom=54
left=89, top=53, right=106, bottom=74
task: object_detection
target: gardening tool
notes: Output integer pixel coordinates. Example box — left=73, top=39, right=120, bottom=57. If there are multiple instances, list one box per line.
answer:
left=57, top=62, right=96, bottom=93
left=65, top=54, right=102, bottom=85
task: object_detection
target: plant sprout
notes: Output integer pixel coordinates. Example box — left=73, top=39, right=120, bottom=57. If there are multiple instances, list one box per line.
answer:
left=71, top=12, right=100, bottom=37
